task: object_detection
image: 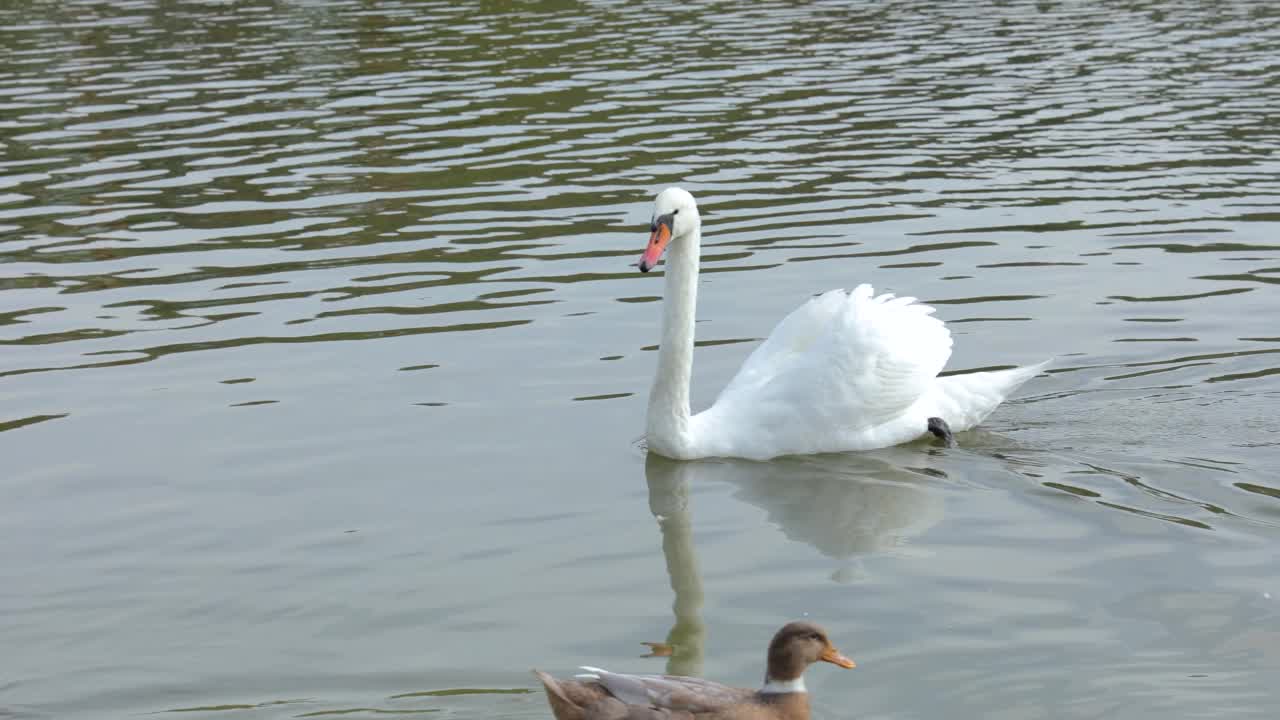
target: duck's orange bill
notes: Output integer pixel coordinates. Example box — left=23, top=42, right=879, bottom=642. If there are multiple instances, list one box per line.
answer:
left=820, top=647, right=856, bottom=669
left=639, top=220, right=672, bottom=273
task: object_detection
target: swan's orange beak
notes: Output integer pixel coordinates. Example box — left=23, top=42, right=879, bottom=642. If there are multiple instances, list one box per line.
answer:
left=820, top=646, right=856, bottom=669
left=639, top=213, right=674, bottom=273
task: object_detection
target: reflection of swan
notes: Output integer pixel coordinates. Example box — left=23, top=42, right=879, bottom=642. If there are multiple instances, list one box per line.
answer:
left=638, top=187, right=1047, bottom=460
left=646, top=449, right=945, bottom=587
left=644, top=454, right=706, bottom=678
left=718, top=450, right=945, bottom=564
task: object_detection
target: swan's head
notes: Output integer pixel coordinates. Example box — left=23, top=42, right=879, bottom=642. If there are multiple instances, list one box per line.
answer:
left=639, top=187, right=700, bottom=273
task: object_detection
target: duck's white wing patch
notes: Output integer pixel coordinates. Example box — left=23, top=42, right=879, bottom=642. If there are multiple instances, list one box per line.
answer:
left=580, top=667, right=751, bottom=712
left=580, top=667, right=659, bottom=706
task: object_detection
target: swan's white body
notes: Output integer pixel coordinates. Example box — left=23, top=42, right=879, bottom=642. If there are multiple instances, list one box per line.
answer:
left=640, top=187, right=1046, bottom=461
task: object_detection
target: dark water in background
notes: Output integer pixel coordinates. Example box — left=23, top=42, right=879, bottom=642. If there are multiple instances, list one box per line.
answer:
left=2, top=1, right=1279, bottom=718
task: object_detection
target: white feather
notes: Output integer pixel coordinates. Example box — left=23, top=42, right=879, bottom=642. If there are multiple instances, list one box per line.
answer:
left=578, top=667, right=665, bottom=707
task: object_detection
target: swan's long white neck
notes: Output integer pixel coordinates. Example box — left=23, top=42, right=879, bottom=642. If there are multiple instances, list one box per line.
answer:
left=646, top=222, right=700, bottom=458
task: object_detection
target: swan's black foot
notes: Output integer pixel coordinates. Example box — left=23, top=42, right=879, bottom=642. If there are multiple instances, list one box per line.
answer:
left=927, top=417, right=957, bottom=448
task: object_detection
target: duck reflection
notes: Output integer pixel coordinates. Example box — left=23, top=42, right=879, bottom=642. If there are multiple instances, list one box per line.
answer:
left=642, top=448, right=947, bottom=673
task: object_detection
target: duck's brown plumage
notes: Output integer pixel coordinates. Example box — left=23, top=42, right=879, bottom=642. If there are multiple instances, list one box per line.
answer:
left=533, top=622, right=854, bottom=720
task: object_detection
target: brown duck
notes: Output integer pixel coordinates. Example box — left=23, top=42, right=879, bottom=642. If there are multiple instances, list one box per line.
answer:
left=533, top=621, right=855, bottom=720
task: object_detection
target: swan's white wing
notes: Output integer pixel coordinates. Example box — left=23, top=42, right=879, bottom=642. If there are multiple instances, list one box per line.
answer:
left=703, top=284, right=952, bottom=451
left=717, top=287, right=849, bottom=395
left=837, top=287, right=955, bottom=425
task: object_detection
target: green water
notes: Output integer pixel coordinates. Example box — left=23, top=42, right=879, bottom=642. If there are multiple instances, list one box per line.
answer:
left=2, top=2, right=1278, bottom=718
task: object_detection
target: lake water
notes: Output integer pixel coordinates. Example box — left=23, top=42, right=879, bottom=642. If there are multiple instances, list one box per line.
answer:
left=2, top=1, right=1279, bottom=718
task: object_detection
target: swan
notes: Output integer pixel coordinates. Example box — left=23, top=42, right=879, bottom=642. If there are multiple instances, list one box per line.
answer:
left=637, top=187, right=1047, bottom=461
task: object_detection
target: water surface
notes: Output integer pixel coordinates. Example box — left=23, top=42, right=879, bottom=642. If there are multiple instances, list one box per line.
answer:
left=2, top=1, right=1279, bottom=719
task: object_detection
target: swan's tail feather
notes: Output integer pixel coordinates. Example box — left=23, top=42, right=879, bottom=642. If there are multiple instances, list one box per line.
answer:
left=933, top=359, right=1050, bottom=431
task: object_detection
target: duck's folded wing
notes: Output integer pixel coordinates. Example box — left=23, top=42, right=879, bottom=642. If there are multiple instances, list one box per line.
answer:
left=579, top=667, right=752, bottom=712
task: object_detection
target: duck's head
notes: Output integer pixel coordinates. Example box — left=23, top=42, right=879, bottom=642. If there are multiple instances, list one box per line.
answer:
left=765, top=621, right=856, bottom=686
left=639, top=187, right=701, bottom=273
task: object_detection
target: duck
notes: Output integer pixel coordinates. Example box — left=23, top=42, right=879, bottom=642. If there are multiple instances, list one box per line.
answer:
left=533, top=621, right=855, bottom=720
left=637, top=187, right=1048, bottom=460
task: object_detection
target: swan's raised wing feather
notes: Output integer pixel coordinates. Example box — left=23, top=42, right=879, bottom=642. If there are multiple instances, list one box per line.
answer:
left=714, top=284, right=953, bottom=432
left=718, top=288, right=847, bottom=395
left=836, top=286, right=953, bottom=427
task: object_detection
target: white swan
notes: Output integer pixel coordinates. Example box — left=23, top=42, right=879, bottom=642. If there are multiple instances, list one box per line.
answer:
left=638, top=187, right=1047, bottom=461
